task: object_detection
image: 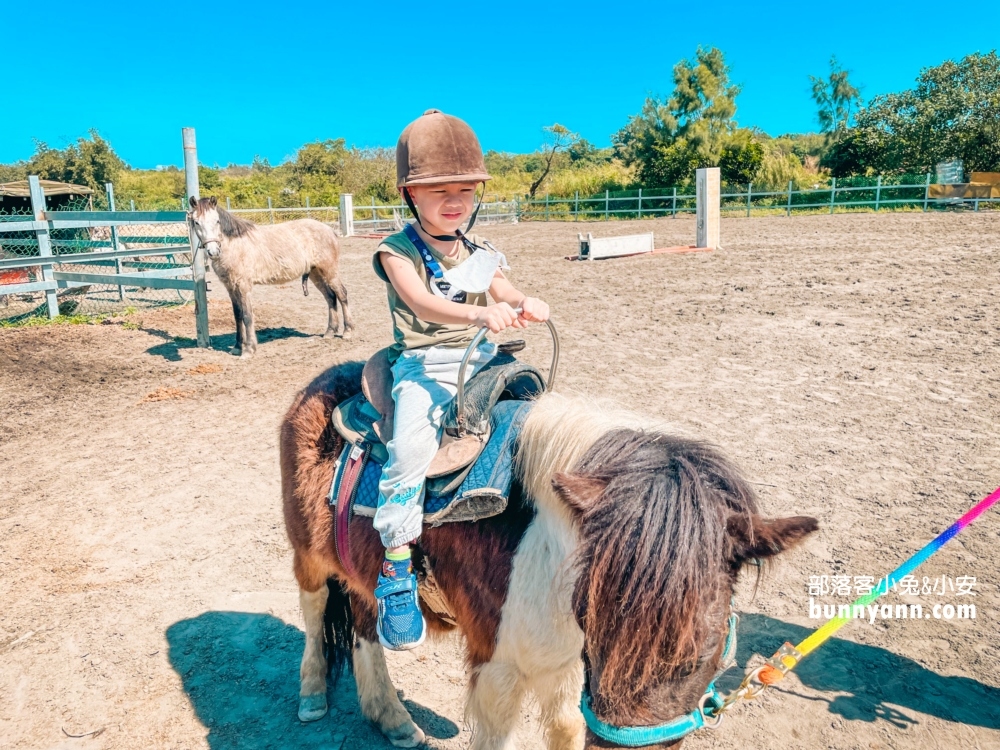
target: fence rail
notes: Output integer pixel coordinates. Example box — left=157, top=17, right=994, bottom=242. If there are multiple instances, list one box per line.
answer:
left=517, top=175, right=1000, bottom=221
left=0, top=176, right=203, bottom=328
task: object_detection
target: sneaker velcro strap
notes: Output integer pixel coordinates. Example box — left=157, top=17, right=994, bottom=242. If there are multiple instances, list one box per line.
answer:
left=375, top=576, right=417, bottom=599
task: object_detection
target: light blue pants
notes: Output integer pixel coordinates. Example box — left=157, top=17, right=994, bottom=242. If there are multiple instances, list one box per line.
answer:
left=373, top=342, right=496, bottom=548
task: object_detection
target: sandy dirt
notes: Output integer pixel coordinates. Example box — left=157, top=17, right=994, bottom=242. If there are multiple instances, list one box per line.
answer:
left=2, top=212, right=999, bottom=750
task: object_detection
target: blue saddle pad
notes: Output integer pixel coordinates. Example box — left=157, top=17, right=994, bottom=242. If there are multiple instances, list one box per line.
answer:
left=351, top=400, right=531, bottom=524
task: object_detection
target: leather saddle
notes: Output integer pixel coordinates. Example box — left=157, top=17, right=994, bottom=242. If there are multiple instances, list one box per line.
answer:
left=332, top=340, right=545, bottom=496
left=326, top=341, right=546, bottom=607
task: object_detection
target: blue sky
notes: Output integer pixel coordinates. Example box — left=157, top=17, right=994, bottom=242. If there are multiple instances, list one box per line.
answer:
left=4, top=1, right=998, bottom=169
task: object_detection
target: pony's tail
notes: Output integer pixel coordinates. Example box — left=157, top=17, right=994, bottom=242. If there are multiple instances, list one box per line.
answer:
left=302, top=273, right=310, bottom=296
left=323, top=577, right=354, bottom=681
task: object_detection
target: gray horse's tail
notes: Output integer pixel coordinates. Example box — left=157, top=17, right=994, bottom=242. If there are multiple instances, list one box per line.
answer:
left=323, top=578, right=354, bottom=680
left=302, top=273, right=310, bottom=296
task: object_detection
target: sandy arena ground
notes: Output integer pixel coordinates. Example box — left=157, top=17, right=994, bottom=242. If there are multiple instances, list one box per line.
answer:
left=2, top=212, right=999, bottom=750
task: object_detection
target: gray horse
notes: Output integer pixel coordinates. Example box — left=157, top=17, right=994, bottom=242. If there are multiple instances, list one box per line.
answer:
left=188, top=197, right=353, bottom=357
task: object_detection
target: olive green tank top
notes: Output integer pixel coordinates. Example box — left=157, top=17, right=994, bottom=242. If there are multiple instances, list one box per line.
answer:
left=372, top=228, right=489, bottom=363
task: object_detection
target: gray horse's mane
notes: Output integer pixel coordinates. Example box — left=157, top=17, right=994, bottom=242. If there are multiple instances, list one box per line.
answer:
left=218, top=208, right=256, bottom=239
left=192, top=197, right=256, bottom=239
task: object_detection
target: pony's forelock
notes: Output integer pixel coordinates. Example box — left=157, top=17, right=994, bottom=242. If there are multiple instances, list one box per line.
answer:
left=567, top=428, right=759, bottom=717
left=192, top=197, right=256, bottom=238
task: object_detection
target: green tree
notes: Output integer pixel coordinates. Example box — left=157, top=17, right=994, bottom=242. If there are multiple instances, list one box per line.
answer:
left=527, top=124, right=579, bottom=198
left=613, top=47, right=740, bottom=186
left=25, top=130, right=128, bottom=196
left=809, top=57, right=862, bottom=138
left=719, top=139, right=764, bottom=185
left=824, top=51, right=1000, bottom=176
left=292, top=139, right=348, bottom=179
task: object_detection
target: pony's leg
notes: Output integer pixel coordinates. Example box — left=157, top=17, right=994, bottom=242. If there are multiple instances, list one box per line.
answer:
left=354, top=637, right=426, bottom=747
left=533, top=664, right=586, bottom=750
left=308, top=271, right=340, bottom=339
left=294, top=549, right=332, bottom=721
left=467, top=661, right=526, bottom=750
left=330, top=276, right=354, bottom=338
left=239, top=288, right=257, bottom=357
left=230, top=295, right=244, bottom=355
left=298, top=583, right=329, bottom=721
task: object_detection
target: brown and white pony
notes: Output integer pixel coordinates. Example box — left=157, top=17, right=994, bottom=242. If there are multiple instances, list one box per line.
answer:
left=280, top=362, right=818, bottom=749
left=188, top=197, right=353, bottom=357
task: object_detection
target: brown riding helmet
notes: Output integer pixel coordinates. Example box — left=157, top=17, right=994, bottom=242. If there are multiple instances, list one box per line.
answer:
left=396, top=109, right=492, bottom=187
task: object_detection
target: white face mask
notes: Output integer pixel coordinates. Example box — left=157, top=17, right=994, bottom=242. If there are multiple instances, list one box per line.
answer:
left=443, top=241, right=510, bottom=293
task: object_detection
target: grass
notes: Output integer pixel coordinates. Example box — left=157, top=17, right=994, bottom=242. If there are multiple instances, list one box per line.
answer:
left=0, top=305, right=144, bottom=329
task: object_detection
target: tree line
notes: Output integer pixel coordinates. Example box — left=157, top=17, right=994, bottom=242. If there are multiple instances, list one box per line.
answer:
left=1, top=48, right=996, bottom=210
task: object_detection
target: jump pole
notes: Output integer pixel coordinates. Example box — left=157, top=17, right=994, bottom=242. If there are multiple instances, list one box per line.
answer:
left=567, top=168, right=720, bottom=260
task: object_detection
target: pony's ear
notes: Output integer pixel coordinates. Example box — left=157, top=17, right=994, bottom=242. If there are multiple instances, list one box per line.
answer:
left=189, top=196, right=198, bottom=209
left=726, top=513, right=819, bottom=565
left=209, top=196, right=218, bottom=207
left=551, top=472, right=607, bottom=516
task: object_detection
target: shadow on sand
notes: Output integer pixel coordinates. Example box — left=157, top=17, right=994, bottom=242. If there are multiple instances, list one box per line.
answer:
left=145, top=327, right=312, bottom=361
left=715, top=613, right=1000, bottom=730
left=167, top=611, right=459, bottom=749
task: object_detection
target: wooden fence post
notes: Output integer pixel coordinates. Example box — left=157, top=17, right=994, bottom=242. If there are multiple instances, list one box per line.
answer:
left=267, top=196, right=275, bottom=223
left=544, top=194, right=550, bottom=221
left=923, top=173, right=930, bottom=212
left=339, top=193, right=354, bottom=237
left=786, top=181, right=793, bottom=217
left=746, top=182, right=752, bottom=217
left=696, top=167, right=720, bottom=250
left=226, top=197, right=232, bottom=211
left=830, top=177, right=837, bottom=214
left=182, top=127, right=211, bottom=348
left=130, top=199, right=136, bottom=211
left=637, top=188, right=642, bottom=220
left=672, top=187, right=677, bottom=218
left=305, top=196, right=311, bottom=219
left=604, top=190, right=609, bottom=220
left=874, top=175, right=882, bottom=211
left=27, top=176, right=59, bottom=319
left=574, top=191, right=579, bottom=221
left=106, top=183, right=125, bottom=301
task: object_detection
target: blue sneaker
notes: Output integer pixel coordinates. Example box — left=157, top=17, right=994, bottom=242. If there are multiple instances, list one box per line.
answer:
left=375, top=558, right=426, bottom=651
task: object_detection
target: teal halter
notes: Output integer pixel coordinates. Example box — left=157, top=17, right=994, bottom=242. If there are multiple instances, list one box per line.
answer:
left=580, top=607, right=738, bottom=747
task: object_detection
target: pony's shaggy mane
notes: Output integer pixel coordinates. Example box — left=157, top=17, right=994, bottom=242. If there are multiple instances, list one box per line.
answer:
left=517, top=392, right=760, bottom=718
left=516, top=392, right=646, bottom=517
left=217, top=207, right=257, bottom=238
left=570, top=429, right=759, bottom=716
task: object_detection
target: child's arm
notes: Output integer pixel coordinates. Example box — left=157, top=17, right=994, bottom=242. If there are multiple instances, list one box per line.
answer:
left=489, top=271, right=550, bottom=324
left=379, top=252, right=522, bottom=333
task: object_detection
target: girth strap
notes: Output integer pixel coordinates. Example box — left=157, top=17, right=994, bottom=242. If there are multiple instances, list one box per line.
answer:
left=329, top=442, right=369, bottom=579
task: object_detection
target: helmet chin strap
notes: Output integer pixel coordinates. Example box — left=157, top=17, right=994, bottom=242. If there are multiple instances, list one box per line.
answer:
left=402, top=185, right=484, bottom=247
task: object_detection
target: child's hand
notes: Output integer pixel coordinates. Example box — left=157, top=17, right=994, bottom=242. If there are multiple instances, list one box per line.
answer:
left=474, top=303, right=523, bottom=333
left=518, top=297, right=549, bottom=324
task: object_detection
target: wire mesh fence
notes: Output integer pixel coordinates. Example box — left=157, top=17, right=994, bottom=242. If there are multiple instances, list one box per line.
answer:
left=0, top=200, right=194, bottom=323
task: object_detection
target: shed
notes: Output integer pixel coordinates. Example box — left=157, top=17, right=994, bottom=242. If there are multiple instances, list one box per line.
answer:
left=0, top=179, right=95, bottom=212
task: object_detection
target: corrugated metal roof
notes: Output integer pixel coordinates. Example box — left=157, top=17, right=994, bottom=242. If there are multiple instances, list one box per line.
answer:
left=0, top=179, right=95, bottom=197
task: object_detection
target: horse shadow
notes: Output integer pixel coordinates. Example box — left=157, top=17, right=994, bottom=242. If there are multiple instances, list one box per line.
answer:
left=166, top=611, right=459, bottom=749
left=715, top=613, right=1000, bottom=729
left=144, top=327, right=312, bottom=361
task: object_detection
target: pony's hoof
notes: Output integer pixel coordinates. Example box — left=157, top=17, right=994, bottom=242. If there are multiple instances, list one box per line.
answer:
left=386, top=722, right=425, bottom=748
left=229, top=346, right=241, bottom=356
left=341, top=329, right=354, bottom=341
left=239, top=350, right=255, bottom=360
left=297, top=692, right=328, bottom=722
left=322, top=330, right=337, bottom=339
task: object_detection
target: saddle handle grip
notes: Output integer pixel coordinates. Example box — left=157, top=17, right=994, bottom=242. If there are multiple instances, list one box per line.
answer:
left=455, top=309, right=559, bottom=424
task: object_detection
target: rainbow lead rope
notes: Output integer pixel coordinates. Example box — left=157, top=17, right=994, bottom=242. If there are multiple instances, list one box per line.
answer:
left=719, top=485, right=1000, bottom=712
